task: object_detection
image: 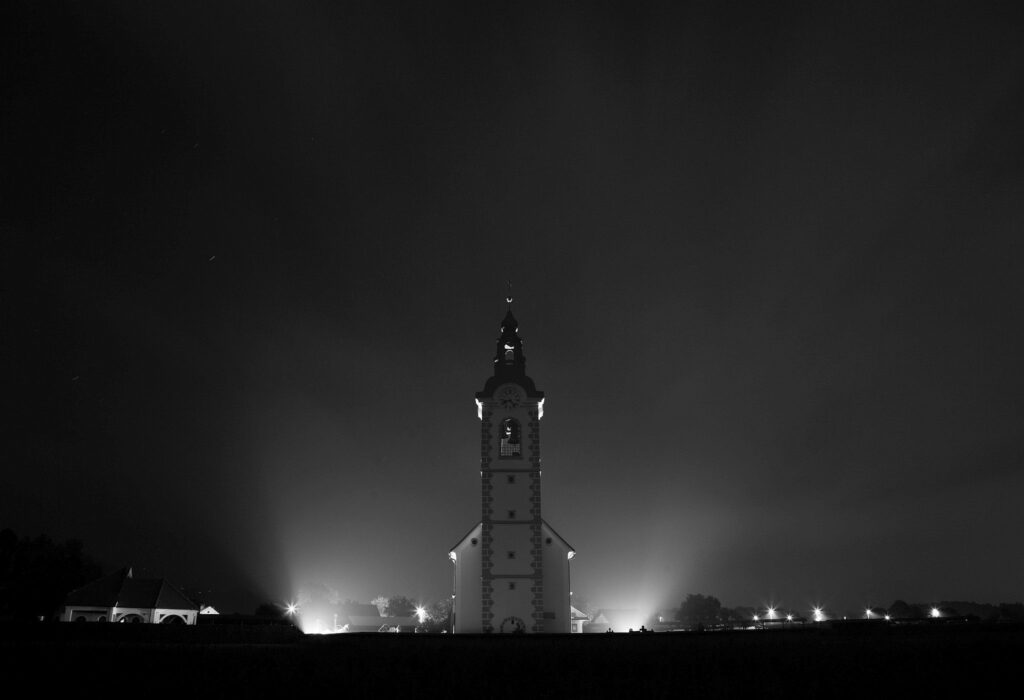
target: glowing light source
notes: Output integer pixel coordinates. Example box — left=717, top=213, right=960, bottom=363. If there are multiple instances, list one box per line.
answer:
left=812, top=607, right=824, bottom=622
left=286, top=603, right=298, bottom=616
left=538, top=398, right=545, bottom=419
left=449, top=551, right=457, bottom=562
left=865, top=608, right=873, bottom=618
left=752, top=615, right=759, bottom=622
left=415, top=606, right=427, bottom=624
left=766, top=606, right=777, bottom=620
left=475, top=399, right=483, bottom=420
left=930, top=607, right=941, bottom=618
left=567, top=550, right=575, bottom=560
left=884, top=615, right=891, bottom=621
left=786, top=614, right=793, bottom=622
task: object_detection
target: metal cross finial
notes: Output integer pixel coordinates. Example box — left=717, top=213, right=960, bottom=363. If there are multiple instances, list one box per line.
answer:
left=506, top=280, right=513, bottom=307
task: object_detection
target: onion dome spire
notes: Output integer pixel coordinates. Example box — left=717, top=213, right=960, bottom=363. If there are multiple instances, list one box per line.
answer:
left=493, top=283, right=525, bottom=376
left=477, top=283, right=544, bottom=400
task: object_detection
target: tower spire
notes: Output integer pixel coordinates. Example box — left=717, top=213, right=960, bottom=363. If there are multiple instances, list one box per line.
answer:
left=493, top=284, right=524, bottom=377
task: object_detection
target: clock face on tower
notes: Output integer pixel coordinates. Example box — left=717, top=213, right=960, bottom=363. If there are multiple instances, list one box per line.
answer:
left=497, top=385, right=522, bottom=409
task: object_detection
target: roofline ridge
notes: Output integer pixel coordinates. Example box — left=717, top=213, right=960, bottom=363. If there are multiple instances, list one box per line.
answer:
left=541, top=518, right=575, bottom=552
left=449, top=521, right=483, bottom=552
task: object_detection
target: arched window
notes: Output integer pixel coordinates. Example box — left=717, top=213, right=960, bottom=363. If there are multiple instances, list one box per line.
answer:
left=500, top=418, right=521, bottom=457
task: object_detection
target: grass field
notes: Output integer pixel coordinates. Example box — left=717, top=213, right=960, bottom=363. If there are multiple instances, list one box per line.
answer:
left=4, top=622, right=1021, bottom=697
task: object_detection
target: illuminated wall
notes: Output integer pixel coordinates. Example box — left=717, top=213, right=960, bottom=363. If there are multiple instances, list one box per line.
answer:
left=451, top=523, right=483, bottom=632
left=540, top=521, right=573, bottom=633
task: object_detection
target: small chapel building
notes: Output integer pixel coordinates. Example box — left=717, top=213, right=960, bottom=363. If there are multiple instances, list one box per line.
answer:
left=450, top=298, right=575, bottom=633
left=62, top=566, right=199, bottom=624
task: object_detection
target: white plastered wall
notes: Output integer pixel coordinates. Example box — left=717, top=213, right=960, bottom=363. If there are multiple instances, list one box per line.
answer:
left=452, top=523, right=483, bottom=633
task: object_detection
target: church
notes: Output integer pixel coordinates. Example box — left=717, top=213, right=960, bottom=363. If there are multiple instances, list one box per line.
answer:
left=449, top=298, right=575, bottom=633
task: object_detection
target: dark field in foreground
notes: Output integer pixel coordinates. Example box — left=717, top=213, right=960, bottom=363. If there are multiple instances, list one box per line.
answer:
left=4, top=623, right=1022, bottom=697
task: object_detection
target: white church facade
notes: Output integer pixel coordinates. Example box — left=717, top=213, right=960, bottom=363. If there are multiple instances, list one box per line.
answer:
left=450, top=299, right=574, bottom=633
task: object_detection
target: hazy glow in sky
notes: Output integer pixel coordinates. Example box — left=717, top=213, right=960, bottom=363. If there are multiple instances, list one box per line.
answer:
left=5, top=2, right=1024, bottom=615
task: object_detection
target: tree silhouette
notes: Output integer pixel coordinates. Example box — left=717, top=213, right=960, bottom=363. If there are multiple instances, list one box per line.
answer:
left=999, top=603, right=1024, bottom=622
left=420, top=598, right=453, bottom=633
left=254, top=603, right=284, bottom=618
left=0, top=528, right=103, bottom=622
left=385, top=595, right=416, bottom=617
left=722, top=606, right=756, bottom=624
left=677, top=594, right=722, bottom=628
left=888, top=600, right=924, bottom=619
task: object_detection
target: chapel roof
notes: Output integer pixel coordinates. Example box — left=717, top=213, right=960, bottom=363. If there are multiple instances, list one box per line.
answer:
left=64, top=566, right=199, bottom=611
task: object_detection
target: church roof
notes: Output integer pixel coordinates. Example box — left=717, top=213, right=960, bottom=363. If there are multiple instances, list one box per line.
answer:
left=449, top=520, right=574, bottom=556
left=65, top=567, right=129, bottom=607
left=64, top=566, right=199, bottom=611
left=116, top=577, right=165, bottom=608
left=449, top=522, right=483, bottom=553
left=542, top=520, right=575, bottom=554
left=141, top=579, right=198, bottom=610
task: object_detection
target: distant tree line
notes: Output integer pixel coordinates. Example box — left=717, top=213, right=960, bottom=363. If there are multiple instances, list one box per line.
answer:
left=0, top=528, right=103, bottom=622
left=889, top=599, right=1024, bottom=622
left=675, top=594, right=755, bottom=628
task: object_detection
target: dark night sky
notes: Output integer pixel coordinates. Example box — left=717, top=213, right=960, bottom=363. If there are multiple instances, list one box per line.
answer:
left=4, top=1, right=1024, bottom=615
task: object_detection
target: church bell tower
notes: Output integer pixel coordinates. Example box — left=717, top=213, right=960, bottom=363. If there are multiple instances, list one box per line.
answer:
left=450, top=294, right=574, bottom=633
